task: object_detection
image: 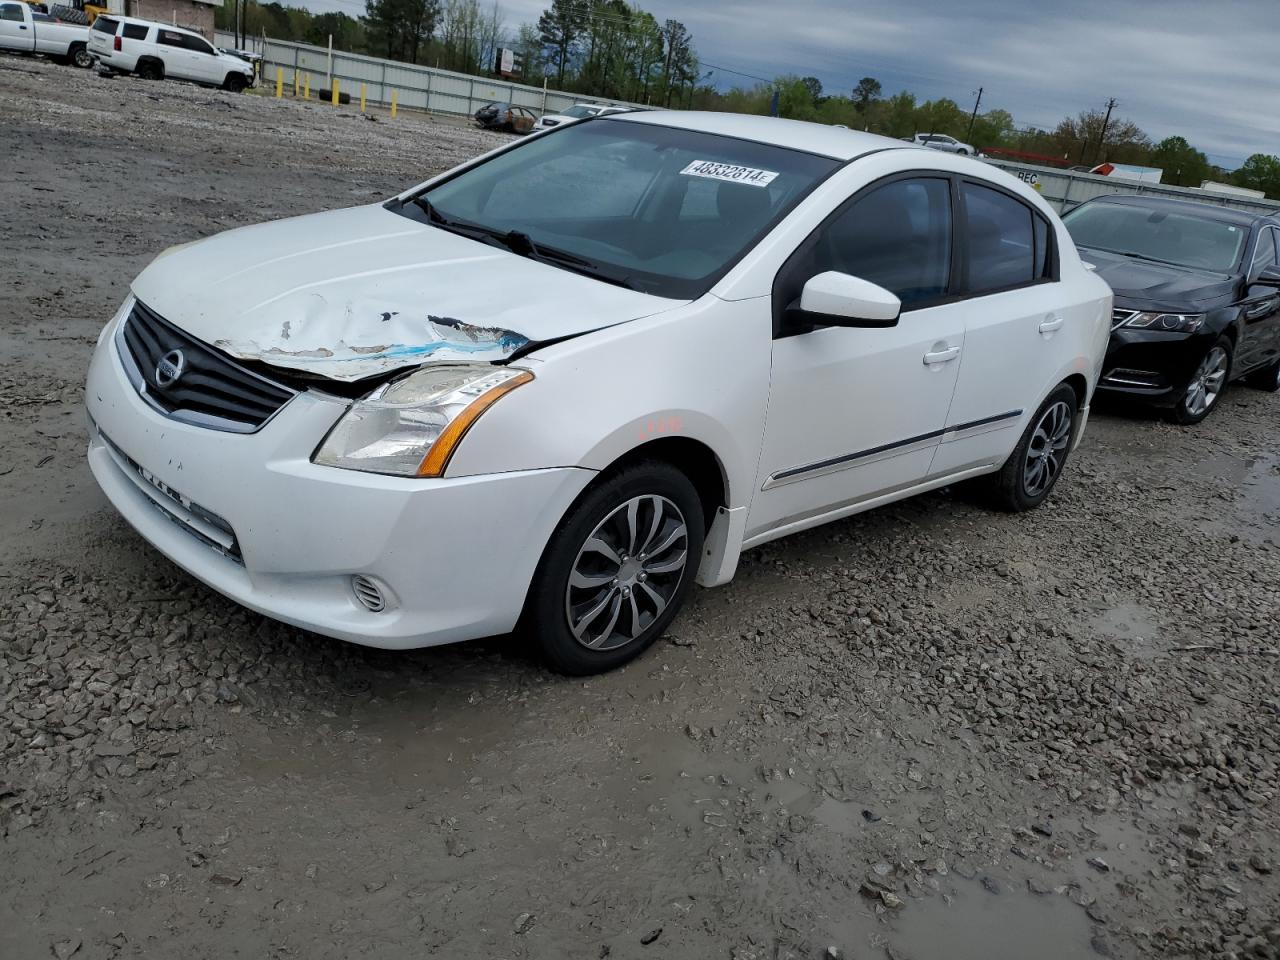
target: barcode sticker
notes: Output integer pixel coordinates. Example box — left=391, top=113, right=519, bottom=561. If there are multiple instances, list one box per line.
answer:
left=680, top=160, right=779, bottom=188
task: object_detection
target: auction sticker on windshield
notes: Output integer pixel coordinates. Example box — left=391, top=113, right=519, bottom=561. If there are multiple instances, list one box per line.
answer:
left=680, top=160, right=779, bottom=187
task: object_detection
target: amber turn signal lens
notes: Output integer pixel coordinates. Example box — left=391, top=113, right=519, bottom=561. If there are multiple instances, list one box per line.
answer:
left=416, top=370, right=534, bottom=477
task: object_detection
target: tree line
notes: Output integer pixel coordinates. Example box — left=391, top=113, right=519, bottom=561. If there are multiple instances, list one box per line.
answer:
left=215, top=2, right=1278, bottom=198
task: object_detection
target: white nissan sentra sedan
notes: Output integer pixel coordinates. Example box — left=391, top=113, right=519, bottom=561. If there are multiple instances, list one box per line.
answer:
left=85, top=112, right=1111, bottom=674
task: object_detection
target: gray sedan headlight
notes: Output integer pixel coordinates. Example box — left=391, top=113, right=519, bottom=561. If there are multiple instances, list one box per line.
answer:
left=1124, top=312, right=1204, bottom=333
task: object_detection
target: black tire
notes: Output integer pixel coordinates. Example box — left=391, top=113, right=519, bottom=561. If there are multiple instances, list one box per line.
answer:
left=70, top=44, right=93, bottom=69
left=1170, top=335, right=1233, bottom=424
left=524, top=461, right=705, bottom=675
left=224, top=73, right=247, bottom=93
left=1246, top=356, right=1280, bottom=393
left=979, top=383, right=1079, bottom=512
left=137, top=60, right=163, bottom=81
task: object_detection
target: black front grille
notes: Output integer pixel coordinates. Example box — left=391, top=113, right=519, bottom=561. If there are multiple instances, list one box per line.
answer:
left=117, top=301, right=295, bottom=433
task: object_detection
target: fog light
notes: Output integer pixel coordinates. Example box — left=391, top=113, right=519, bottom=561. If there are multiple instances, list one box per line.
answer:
left=351, top=575, right=386, bottom=612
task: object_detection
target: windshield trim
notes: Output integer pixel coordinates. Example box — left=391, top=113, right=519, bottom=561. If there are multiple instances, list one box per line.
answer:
left=389, top=119, right=862, bottom=299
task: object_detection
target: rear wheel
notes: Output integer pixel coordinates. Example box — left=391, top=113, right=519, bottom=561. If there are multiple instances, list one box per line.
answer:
left=137, top=60, right=163, bottom=81
left=70, top=44, right=93, bottom=69
left=978, top=383, right=1078, bottom=512
left=525, top=462, right=704, bottom=675
left=1170, top=336, right=1232, bottom=424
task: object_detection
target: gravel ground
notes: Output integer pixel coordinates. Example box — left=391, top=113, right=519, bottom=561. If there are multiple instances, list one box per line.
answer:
left=3, top=56, right=1280, bottom=960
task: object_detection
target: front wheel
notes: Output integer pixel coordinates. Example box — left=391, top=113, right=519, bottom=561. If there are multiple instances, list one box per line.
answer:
left=224, top=73, right=247, bottom=93
left=524, top=462, right=704, bottom=675
left=979, top=383, right=1078, bottom=512
left=1170, top=336, right=1232, bottom=424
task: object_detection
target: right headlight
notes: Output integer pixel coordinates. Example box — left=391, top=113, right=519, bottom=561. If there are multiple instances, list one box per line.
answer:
left=1124, top=312, right=1204, bottom=333
left=313, top=364, right=533, bottom=478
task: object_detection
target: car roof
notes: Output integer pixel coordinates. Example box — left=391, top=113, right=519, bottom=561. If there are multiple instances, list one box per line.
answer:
left=107, top=14, right=201, bottom=35
left=1089, top=193, right=1272, bottom=227
left=608, top=110, right=911, bottom=160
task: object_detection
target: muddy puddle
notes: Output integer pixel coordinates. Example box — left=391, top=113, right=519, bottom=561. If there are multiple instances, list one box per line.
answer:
left=884, top=882, right=1096, bottom=960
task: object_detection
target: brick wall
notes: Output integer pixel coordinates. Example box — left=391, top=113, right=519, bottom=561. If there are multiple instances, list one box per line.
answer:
left=125, top=0, right=217, bottom=41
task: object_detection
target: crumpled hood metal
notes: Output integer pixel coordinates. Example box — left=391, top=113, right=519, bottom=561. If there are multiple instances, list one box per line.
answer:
left=130, top=203, right=682, bottom=382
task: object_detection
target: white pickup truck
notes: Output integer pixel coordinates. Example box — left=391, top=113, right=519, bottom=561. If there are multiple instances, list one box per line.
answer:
left=0, top=1, right=92, bottom=67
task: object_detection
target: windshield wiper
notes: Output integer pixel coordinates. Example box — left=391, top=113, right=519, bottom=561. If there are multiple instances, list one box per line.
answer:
left=408, top=197, right=636, bottom=290
left=1098, top=247, right=1181, bottom=267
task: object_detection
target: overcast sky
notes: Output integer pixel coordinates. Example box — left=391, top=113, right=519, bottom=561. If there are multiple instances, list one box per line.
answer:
left=298, top=0, right=1278, bottom=168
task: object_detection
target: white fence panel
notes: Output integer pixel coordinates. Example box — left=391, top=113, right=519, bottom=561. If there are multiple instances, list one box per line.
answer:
left=985, top=159, right=1280, bottom=216
left=219, top=32, right=640, bottom=118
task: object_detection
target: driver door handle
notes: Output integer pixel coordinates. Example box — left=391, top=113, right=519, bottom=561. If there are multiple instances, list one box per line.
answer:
left=923, top=345, right=961, bottom=365
left=1039, top=316, right=1065, bottom=334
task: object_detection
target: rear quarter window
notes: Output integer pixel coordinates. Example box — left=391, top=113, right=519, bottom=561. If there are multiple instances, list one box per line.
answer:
left=962, top=181, right=1050, bottom=294
left=122, top=23, right=149, bottom=39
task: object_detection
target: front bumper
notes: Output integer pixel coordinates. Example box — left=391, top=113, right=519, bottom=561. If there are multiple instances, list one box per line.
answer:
left=1095, top=325, right=1213, bottom=405
left=85, top=318, right=594, bottom=649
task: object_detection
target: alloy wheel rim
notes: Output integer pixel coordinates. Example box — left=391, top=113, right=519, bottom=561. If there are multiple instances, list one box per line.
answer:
left=565, top=495, right=688, bottom=652
left=1185, top=347, right=1228, bottom=416
left=1023, top=400, right=1073, bottom=498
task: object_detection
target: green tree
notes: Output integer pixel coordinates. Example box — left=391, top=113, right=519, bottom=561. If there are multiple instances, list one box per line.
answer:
left=876, top=90, right=916, bottom=138
left=365, top=0, right=439, bottom=62
left=1231, top=154, right=1280, bottom=199
left=773, top=76, right=817, bottom=121
left=852, top=76, right=881, bottom=115
left=1053, top=108, right=1151, bottom=166
left=800, top=76, right=823, bottom=105
left=968, top=108, right=1014, bottom=149
left=537, top=0, right=584, bottom=85
left=1150, top=136, right=1211, bottom=187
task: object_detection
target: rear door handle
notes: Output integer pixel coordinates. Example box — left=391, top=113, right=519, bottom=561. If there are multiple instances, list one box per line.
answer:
left=1039, top=316, right=1065, bottom=334
left=923, top=345, right=961, bottom=365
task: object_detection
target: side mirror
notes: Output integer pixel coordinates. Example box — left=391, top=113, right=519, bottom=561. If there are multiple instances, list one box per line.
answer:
left=793, top=271, right=901, bottom=328
left=1254, top=265, right=1280, bottom=288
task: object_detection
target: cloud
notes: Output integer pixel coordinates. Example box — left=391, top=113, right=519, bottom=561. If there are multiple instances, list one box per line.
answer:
left=296, top=0, right=1278, bottom=167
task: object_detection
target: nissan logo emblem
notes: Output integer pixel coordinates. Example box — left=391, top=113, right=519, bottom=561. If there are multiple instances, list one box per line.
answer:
left=155, top=349, right=186, bottom=388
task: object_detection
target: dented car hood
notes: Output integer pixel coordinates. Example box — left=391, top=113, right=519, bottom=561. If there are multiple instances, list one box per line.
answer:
left=129, top=203, right=684, bottom=382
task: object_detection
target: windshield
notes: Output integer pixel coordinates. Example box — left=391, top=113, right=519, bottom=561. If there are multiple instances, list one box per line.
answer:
left=562, top=105, right=598, bottom=118
left=1063, top=202, right=1248, bottom=273
left=402, top=119, right=838, bottom=298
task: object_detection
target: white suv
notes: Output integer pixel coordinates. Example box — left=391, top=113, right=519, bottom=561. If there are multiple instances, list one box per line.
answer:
left=88, top=15, right=254, bottom=91
left=84, top=113, right=1110, bottom=674
left=534, top=102, right=634, bottom=132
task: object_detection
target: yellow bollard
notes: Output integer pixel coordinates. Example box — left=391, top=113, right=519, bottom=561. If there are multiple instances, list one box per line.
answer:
left=390, top=90, right=397, bottom=119
left=331, top=78, right=339, bottom=106
left=360, top=83, right=366, bottom=114
left=275, top=67, right=283, bottom=98
left=303, top=74, right=310, bottom=99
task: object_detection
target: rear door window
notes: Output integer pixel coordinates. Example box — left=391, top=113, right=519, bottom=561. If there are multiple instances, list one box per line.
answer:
left=157, top=29, right=185, bottom=47
left=183, top=33, right=214, bottom=54
left=962, top=182, right=1040, bottom=294
left=122, top=23, right=149, bottom=39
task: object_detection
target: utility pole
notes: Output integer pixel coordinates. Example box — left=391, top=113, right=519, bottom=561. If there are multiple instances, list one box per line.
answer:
left=1094, top=97, right=1117, bottom=164
left=965, top=86, right=983, bottom=143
